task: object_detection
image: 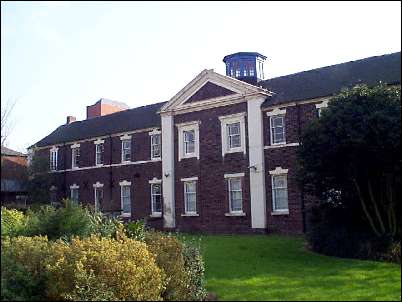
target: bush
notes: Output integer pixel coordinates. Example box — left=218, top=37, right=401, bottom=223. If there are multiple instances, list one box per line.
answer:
left=46, top=235, right=164, bottom=301
left=145, top=231, right=190, bottom=301
left=88, top=209, right=123, bottom=238
left=1, top=207, right=26, bottom=237
left=125, top=220, right=146, bottom=241
left=181, top=237, right=208, bottom=301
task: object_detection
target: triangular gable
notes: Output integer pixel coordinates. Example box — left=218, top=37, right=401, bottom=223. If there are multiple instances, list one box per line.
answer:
left=160, top=69, right=271, bottom=113
left=185, top=81, right=237, bottom=103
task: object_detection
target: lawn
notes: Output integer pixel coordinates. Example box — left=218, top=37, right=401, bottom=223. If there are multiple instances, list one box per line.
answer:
left=187, top=234, right=401, bottom=301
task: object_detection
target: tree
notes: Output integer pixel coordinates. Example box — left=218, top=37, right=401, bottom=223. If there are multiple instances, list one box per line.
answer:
left=1, top=98, right=17, bottom=147
left=298, top=84, right=401, bottom=239
left=26, top=148, right=53, bottom=203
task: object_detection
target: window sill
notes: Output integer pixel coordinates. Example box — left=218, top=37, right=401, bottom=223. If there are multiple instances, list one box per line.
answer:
left=225, top=212, right=246, bottom=217
left=120, top=213, right=131, bottom=218
left=121, top=161, right=131, bottom=164
left=179, top=154, right=198, bottom=161
left=271, top=210, right=289, bottom=216
left=224, top=148, right=245, bottom=155
left=95, top=164, right=104, bottom=167
left=181, top=213, right=199, bottom=217
left=150, top=213, right=162, bottom=218
left=264, top=143, right=299, bottom=149
left=151, top=157, right=161, bottom=161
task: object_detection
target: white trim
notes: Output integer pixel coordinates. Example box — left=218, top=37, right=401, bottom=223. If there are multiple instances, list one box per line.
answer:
left=119, top=180, right=132, bottom=186
left=162, top=114, right=176, bottom=228
left=93, top=181, right=104, bottom=188
left=225, top=212, right=246, bottom=217
left=271, top=210, right=289, bottom=216
left=120, top=134, right=132, bottom=140
left=219, top=113, right=247, bottom=156
left=224, top=172, right=245, bottom=179
left=150, top=213, right=162, bottom=218
left=69, top=184, right=79, bottom=189
left=148, top=129, right=161, bottom=136
left=180, top=176, right=199, bottom=182
left=150, top=182, right=162, bottom=216
left=315, top=99, right=330, bottom=109
left=181, top=213, right=200, bottom=217
left=71, top=146, right=80, bottom=169
left=149, top=177, right=162, bottom=184
left=264, top=143, right=299, bottom=149
left=150, top=132, right=161, bottom=160
left=177, top=121, right=200, bottom=161
left=266, top=108, right=287, bottom=117
left=183, top=180, right=197, bottom=215
left=94, top=139, right=105, bottom=145
left=269, top=115, right=286, bottom=146
left=247, top=96, right=267, bottom=229
left=50, top=146, right=59, bottom=152
left=269, top=167, right=289, bottom=175
left=70, top=143, right=80, bottom=149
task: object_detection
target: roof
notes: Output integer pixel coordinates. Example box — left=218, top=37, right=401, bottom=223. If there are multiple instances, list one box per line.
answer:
left=32, top=101, right=166, bottom=148
left=223, top=52, right=267, bottom=62
left=261, top=52, right=401, bottom=107
left=1, top=146, right=26, bottom=157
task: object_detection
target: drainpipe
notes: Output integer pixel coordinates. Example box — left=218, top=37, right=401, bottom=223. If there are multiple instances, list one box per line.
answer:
left=296, top=103, right=307, bottom=233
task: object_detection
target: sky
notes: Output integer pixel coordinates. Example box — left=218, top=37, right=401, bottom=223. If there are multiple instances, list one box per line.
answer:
left=1, top=1, right=401, bottom=153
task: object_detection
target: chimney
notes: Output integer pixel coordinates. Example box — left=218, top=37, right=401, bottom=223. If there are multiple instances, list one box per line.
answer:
left=66, top=116, right=76, bottom=124
left=86, top=98, right=130, bottom=119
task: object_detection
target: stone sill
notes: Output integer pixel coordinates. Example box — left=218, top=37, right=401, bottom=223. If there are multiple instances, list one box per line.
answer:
left=225, top=212, right=246, bottom=217
left=149, top=213, right=162, bottom=218
left=181, top=213, right=199, bottom=217
left=264, top=143, right=299, bottom=150
left=271, top=210, right=289, bottom=216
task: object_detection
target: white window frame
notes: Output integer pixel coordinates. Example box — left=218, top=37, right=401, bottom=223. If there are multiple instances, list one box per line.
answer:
left=267, top=108, right=287, bottom=146
left=119, top=180, right=132, bottom=217
left=70, top=184, right=79, bottom=203
left=182, top=177, right=198, bottom=215
left=150, top=182, right=162, bottom=216
left=95, top=143, right=104, bottom=166
left=269, top=167, right=289, bottom=214
left=149, top=130, right=161, bottom=160
left=219, top=113, right=246, bottom=156
left=93, top=182, right=104, bottom=211
left=71, top=144, right=80, bottom=169
left=227, top=176, right=244, bottom=214
left=177, top=122, right=200, bottom=161
left=315, top=99, right=330, bottom=118
left=120, top=134, right=132, bottom=163
left=49, top=147, right=58, bottom=171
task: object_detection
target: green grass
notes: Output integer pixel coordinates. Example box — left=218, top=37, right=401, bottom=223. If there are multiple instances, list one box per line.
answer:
left=183, top=234, right=401, bottom=301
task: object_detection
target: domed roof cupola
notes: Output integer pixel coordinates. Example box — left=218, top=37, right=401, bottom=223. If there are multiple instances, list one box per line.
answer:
left=223, top=52, right=267, bottom=85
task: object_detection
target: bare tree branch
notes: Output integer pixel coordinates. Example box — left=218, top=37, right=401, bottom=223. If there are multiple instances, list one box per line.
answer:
left=1, top=98, right=17, bottom=146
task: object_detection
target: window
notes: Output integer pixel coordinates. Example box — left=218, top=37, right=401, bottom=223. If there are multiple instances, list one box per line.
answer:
left=243, top=68, right=248, bottom=76
left=230, top=68, right=234, bottom=77
left=72, top=147, right=80, bottom=168
left=121, top=139, right=131, bottom=162
left=70, top=187, right=79, bottom=203
left=96, top=143, right=104, bottom=165
left=94, top=187, right=103, bottom=211
left=235, top=69, right=240, bottom=77
left=151, top=183, right=162, bottom=215
left=249, top=68, right=255, bottom=77
left=270, top=115, right=286, bottom=145
left=184, top=181, right=197, bottom=214
left=120, top=183, right=131, bottom=216
left=177, top=122, right=199, bottom=161
left=228, top=177, right=243, bottom=213
left=227, top=122, right=241, bottom=149
left=219, top=113, right=246, bottom=156
left=50, top=148, right=58, bottom=171
left=151, top=134, right=161, bottom=159
left=183, top=130, right=195, bottom=155
left=272, top=174, right=289, bottom=211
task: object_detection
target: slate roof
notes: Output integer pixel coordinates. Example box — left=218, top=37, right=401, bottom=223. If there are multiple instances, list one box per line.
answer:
left=32, top=101, right=166, bottom=148
left=261, top=52, right=401, bottom=107
left=1, top=146, right=26, bottom=157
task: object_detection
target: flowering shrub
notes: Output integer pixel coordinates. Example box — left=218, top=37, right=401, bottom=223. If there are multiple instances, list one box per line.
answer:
left=46, top=235, right=165, bottom=301
left=1, top=207, right=26, bottom=237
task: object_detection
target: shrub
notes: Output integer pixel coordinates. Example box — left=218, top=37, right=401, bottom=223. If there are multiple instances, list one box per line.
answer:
left=46, top=235, right=164, bottom=301
left=125, top=220, right=146, bottom=241
left=181, top=237, right=207, bottom=301
left=1, top=207, right=26, bottom=237
left=88, top=210, right=123, bottom=238
left=145, top=231, right=190, bottom=301
left=1, top=246, right=46, bottom=301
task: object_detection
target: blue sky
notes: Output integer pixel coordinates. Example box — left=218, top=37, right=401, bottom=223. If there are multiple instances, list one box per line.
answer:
left=1, top=1, right=401, bottom=152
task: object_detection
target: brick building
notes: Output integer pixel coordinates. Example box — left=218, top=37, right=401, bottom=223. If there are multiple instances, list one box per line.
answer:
left=29, top=51, right=401, bottom=234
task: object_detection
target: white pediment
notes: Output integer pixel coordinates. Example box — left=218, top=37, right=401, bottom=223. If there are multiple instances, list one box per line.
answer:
left=160, top=69, right=271, bottom=114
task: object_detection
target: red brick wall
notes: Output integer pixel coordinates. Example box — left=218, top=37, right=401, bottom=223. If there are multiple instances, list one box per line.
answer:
left=86, top=103, right=126, bottom=119
left=173, top=103, right=252, bottom=233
